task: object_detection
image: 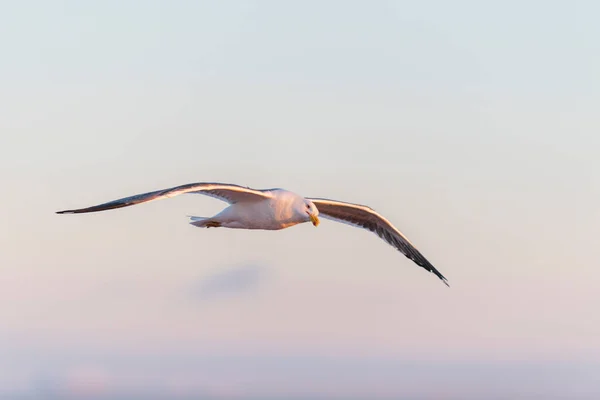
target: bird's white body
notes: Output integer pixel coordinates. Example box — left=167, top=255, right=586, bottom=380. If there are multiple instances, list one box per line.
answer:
left=191, top=189, right=315, bottom=230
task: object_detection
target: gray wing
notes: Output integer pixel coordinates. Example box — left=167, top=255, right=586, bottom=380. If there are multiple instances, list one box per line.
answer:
left=56, top=182, right=273, bottom=214
left=307, top=198, right=449, bottom=287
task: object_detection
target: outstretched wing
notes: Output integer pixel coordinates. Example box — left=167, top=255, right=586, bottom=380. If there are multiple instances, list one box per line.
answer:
left=56, top=182, right=273, bottom=214
left=307, top=198, right=449, bottom=286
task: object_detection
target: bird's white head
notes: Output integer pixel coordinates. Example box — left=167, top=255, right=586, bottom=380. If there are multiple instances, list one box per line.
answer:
left=301, top=199, right=320, bottom=227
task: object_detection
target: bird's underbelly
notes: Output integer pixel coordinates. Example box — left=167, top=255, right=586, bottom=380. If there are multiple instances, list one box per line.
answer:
left=216, top=201, right=299, bottom=230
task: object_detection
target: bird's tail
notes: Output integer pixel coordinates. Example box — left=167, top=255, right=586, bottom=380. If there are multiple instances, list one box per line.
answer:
left=188, top=215, right=221, bottom=228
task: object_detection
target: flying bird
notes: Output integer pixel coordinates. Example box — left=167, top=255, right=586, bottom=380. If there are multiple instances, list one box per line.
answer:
left=56, top=182, right=448, bottom=286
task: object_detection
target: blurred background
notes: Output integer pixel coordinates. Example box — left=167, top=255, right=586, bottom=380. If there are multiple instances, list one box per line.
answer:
left=1, top=1, right=599, bottom=399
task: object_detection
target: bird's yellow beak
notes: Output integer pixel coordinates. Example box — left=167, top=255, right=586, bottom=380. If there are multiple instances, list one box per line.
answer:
left=310, top=214, right=320, bottom=227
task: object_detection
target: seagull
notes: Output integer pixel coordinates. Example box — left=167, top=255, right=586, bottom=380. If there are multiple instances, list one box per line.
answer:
left=56, top=182, right=449, bottom=286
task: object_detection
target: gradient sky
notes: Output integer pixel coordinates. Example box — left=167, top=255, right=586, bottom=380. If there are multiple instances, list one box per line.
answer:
left=1, top=1, right=599, bottom=398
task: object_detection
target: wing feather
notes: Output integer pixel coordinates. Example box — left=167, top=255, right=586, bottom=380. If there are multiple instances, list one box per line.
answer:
left=308, top=197, right=449, bottom=286
left=56, top=182, right=272, bottom=214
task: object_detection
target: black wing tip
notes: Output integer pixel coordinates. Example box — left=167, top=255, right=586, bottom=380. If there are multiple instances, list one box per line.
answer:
left=416, top=259, right=449, bottom=287
left=55, top=202, right=130, bottom=214
left=412, top=256, right=449, bottom=287
left=431, top=268, right=450, bottom=287
left=56, top=208, right=90, bottom=214
left=55, top=208, right=104, bottom=214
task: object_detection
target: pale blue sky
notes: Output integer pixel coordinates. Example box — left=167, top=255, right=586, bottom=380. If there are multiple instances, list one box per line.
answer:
left=1, top=1, right=599, bottom=398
